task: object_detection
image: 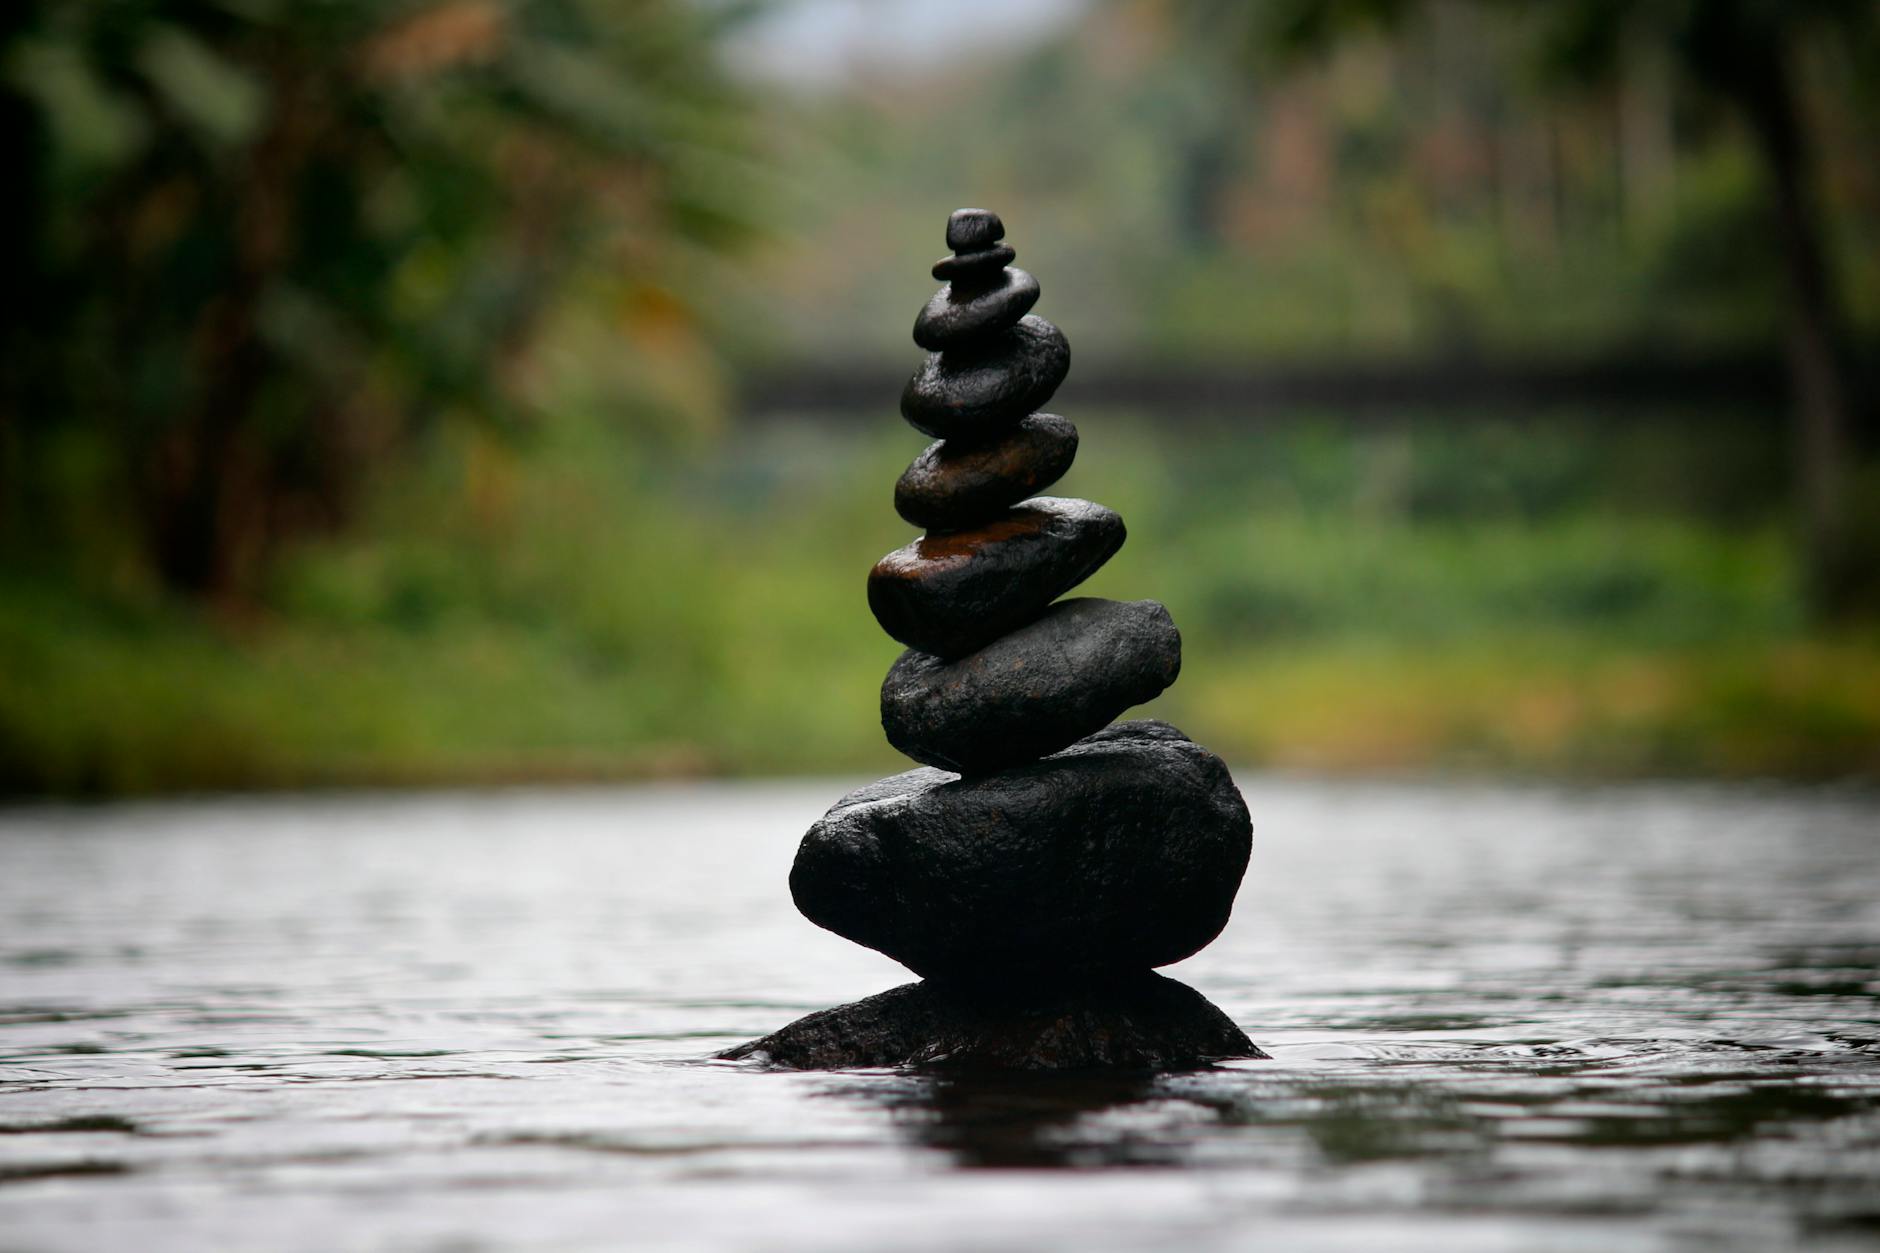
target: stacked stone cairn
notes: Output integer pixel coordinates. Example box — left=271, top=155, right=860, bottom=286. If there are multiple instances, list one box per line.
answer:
left=724, top=210, right=1262, bottom=1070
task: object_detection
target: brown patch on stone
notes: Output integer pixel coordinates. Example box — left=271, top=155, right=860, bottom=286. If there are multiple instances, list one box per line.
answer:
left=895, top=413, right=1079, bottom=531
left=913, top=515, right=1039, bottom=561
left=865, top=497, right=1125, bottom=658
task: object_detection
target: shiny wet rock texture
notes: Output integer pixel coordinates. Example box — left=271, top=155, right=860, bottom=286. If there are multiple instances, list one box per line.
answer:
left=882, top=598, right=1181, bottom=775
left=945, top=207, right=1005, bottom=252
left=737, top=209, right=1254, bottom=1073
left=718, top=973, right=1263, bottom=1070
left=900, top=314, right=1070, bottom=441
left=931, top=243, right=1016, bottom=283
left=868, top=496, right=1122, bottom=659
left=894, top=412, right=1078, bottom=530
left=913, top=267, right=1041, bottom=350
left=789, top=721, right=1253, bottom=984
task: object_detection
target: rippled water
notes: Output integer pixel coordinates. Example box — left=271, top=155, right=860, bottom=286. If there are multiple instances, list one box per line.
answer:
left=2, top=777, right=1878, bottom=1251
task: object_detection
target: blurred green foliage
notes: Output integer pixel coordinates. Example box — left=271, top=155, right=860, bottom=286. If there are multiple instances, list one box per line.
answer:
left=2, top=0, right=1877, bottom=793
left=3, top=407, right=1875, bottom=793
left=741, top=0, right=1878, bottom=364
left=1, top=0, right=757, bottom=597
left=1227, top=0, right=1879, bottom=616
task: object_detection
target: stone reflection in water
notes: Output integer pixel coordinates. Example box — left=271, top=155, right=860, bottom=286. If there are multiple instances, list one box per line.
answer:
left=877, top=1071, right=1190, bottom=1170
left=1267, top=1085, right=1489, bottom=1166
left=867, top=1059, right=1880, bottom=1175
left=725, top=209, right=1258, bottom=1069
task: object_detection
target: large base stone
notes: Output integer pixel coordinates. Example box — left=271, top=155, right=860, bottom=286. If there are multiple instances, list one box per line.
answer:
left=791, top=720, right=1252, bottom=982
left=718, top=973, right=1265, bottom=1070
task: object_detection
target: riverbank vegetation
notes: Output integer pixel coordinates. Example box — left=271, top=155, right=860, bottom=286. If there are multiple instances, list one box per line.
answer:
left=5, top=410, right=1874, bottom=794
left=2, top=0, right=1876, bottom=794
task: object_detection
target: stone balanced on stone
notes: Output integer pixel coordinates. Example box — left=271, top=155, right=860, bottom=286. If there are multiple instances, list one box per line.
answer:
left=722, top=209, right=1263, bottom=1070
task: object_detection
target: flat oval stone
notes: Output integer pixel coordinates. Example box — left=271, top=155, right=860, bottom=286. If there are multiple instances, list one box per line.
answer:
left=882, top=598, right=1180, bottom=774
left=718, top=972, right=1264, bottom=1070
left=900, top=315, right=1070, bottom=441
left=931, top=244, right=1015, bottom=282
left=894, top=412, right=1078, bottom=530
left=789, top=721, right=1254, bottom=983
left=913, top=268, right=1040, bottom=350
left=945, top=207, right=1005, bottom=252
left=867, top=496, right=1123, bottom=658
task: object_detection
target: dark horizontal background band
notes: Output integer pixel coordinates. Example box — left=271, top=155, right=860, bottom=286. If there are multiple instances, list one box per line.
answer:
left=739, top=342, right=1880, bottom=424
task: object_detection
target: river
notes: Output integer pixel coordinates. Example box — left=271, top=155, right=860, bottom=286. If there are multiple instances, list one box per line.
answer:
left=2, top=776, right=1877, bottom=1251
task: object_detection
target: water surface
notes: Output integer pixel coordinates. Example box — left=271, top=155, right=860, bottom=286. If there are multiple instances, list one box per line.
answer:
left=2, top=777, right=1877, bottom=1251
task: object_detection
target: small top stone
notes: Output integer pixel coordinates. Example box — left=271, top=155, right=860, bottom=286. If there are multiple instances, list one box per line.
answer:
left=946, top=208, right=1004, bottom=253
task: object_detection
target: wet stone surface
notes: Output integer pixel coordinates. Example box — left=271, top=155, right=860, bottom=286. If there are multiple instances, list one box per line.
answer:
left=931, top=244, right=1017, bottom=283
left=881, top=598, right=1181, bottom=774
left=893, top=412, right=1078, bottom=530
left=720, top=973, right=1262, bottom=1071
left=912, top=267, right=1040, bottom=350
left=900, top=314, right=1069, bottom=441
left=789, top=721, right=1253, bottom=983
left=867, top=496, right=1123, bottom=658
left=945, top=207, right=1005, bottom=253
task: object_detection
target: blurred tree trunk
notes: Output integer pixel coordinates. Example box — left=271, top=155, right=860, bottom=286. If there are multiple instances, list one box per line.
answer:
left=147, top=299, right=268, bottom=597
left=1689, top=11, right=1854, bottom=620
left=0, top=8, right=39, bottom=549
left=140, top=65, right=303, bottom=599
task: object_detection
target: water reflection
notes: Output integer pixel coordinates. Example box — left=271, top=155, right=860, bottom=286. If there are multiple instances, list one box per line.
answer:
left=844, top=1029, right=1880, bottom=1187
left=875, top=1071, right=1179, bottom=1169
left=1, top=778, right=1877, bottom=1252
left=874, top=1069, right=1495, bottom=1171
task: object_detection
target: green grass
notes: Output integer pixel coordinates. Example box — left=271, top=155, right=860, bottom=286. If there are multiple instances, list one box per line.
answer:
left=2, top=410, right=1876, bottom=795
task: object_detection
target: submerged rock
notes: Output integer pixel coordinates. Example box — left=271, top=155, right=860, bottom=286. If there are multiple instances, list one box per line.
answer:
left=894, top=412, right=1078, bottom=530
left=900, top=315, right=1070, bottom=441
left=868, top=496, right=1123, bottom=659
left=718, top=972, right=1264, bottom=1070
left=882, top=598, right=1181, bottom=774
left=790, top=721, right=1252, bottom=982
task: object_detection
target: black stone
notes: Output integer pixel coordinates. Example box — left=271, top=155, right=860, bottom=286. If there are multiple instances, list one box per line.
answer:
left=790, top=721, right=1253, bottom=982
left=894, top=412, right=1078, bottom=530
left=867, top=496, right=1122, bottom=658
left=882, top=598, right=1181, bottom=774
left=901, top=314, right=1071, bottom=441
left=932, top=244, right=1016, bottom=282
left=945, top=208, right=1005, bottom=253
left=718, top=973, right=1264, bottom=1070
left=913, top=268, right=1041, bottom=351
